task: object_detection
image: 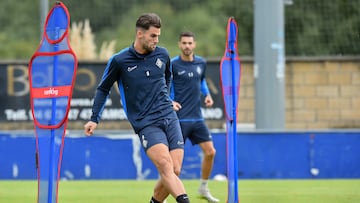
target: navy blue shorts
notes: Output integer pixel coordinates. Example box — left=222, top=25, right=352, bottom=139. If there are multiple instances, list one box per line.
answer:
left=137, top=118, right=184, bottom=152
left=180, top=121, right=212, bottom=145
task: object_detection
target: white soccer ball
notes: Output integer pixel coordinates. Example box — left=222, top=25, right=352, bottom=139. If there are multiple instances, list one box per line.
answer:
left=213, top=174, right=227, bottom=181
left=310, top=168, right=320, bottom=176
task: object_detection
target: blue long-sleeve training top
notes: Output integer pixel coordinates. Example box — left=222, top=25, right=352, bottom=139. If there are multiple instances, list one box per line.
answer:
left=90, top=45, right=176, bottom=133
left=170, top=55, right=210, bottom=121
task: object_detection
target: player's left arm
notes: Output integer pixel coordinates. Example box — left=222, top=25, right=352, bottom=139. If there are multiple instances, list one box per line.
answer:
left=200, top=62, right=213, bottom=107
left=169, top=59, right=182, bottom=111
left=165, top=56, right=171, bottom=94
left=201, top=79, right=213, bottom=107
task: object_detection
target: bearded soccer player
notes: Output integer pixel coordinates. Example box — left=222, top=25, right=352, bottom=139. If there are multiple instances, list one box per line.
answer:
left=84, top=13, right=190, bottom=203
left=170, top=31, right=219, bottom=202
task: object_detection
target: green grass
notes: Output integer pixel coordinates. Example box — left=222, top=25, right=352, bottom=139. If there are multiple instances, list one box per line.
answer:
left=1, top=179, right=360, bottom=203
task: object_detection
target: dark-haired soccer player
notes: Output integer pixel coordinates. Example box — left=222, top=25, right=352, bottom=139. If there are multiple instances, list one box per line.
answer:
left=84, top=13, right=190, bottom=203
left=170, top=31, right=219, bottom=203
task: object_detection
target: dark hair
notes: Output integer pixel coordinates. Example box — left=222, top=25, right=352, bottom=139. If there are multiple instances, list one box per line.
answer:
left=136, top=13, right=161, bottom=30
left=179, top=31, right=196, bottom=41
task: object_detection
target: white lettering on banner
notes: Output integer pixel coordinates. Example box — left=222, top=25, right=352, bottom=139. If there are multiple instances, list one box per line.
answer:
left=105, top=98, right=113, bottom=106
left=28, top=110, right=33, bottom=120
left=78, top=108, right=93, bottom=120
left=4, top=107, right=223, bottom=121
left=70, top=98, right=112, bottom=107
left=71, top=98, right=93, bottom=106
left=32, top=109, right=42, bottom=120
left=4, top=109, right=28, bottom=120
left=76, top=108, right=128, bottom=120
left=31, top=109, right=66, bottom=121
left=100, top=108, right=127, bottom=120
left=33, top=98, right=68, bottom=106
left=68, top=109, right=80, bottom=120
left=3, top=107, right=127, bottom=121
left=201, top=108, right=223, bottom=119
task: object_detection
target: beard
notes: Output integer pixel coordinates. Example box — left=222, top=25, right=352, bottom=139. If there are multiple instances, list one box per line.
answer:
left=143, top=43, right=156, bottom=53
left=182, top=48, right=193, bottom=56
left=141, top=39, right=156, bottom=52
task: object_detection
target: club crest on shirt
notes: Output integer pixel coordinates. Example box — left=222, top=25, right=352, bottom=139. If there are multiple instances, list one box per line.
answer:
left=155, top=58, right=163, bottom=69
left=196, top=66, right=202, bottom=75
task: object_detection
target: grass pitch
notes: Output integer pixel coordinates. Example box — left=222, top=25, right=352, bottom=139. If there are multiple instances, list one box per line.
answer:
left=1, top=179, right=360, bottom=203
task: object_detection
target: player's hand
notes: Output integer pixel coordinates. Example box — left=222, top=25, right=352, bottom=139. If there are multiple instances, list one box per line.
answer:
left=172, top=101, right=182, bottom=111
left=84, top=121, right=97, bottom=136
left=204, top=95, right=214, bottom=107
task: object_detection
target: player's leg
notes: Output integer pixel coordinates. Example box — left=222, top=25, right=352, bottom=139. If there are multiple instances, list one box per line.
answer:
left=166, top=118, right=190, bottom=203
left=152, top=180, right=166, bottom=203
left=142, top=118, right=190, bottom=203
left=198, top=141, right=219, bottom=202
left=152, top=148, right=184, bottom=202
left=147, top=144, right=189, bottom=202
left=199, top=141, right=216, bottom=180
left=190, top=121, right=219, bottom=202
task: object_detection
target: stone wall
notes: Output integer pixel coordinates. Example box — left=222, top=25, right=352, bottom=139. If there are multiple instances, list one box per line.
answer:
left=237, top=56, right=360, bottom=129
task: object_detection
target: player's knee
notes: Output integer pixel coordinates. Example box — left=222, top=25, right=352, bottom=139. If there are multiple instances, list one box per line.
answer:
left=155, top=157, right=172, bottom=173
left=173, top=166, right=181, bottom=176
left=174, top=168, right=181, bottom=176
left=205, top=148, right=216, bottom=159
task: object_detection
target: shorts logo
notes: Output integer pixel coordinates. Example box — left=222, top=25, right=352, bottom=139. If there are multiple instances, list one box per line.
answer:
left=177, top=140, right=184, bottom=145
left=141, top=135, right=148, bottom=148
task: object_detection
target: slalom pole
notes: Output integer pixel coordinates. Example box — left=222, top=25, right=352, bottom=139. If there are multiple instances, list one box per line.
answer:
left=220, top=17, right=241, bottom=203
left=28, top=2, right=77, bottom=202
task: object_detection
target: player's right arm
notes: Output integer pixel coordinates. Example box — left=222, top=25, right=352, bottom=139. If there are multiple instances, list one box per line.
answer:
left=84, top=88, right=107, bottom=136
left=84, top=57, right=120, bottom=136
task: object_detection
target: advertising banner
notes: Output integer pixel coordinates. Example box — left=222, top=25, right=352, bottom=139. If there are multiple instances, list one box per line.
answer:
left=0, top=61, right=224, bottom=122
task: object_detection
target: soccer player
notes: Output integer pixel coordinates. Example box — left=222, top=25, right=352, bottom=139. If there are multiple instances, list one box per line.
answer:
left=84, top=13, right=190, bottom=203
left=170, top=31, right=219, bottom=202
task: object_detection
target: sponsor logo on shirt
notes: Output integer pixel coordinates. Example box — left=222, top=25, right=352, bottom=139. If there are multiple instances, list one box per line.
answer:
left=127, top=65, right=137, bottom=72
left=177, top=70, right=186, bottom=75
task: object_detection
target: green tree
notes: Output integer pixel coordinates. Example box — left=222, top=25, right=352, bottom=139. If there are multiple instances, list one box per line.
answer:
left=0, top=1, right=39, bottom=59
left=0, top=0, right=359, bottom=59
left=285, top=0, right=360, bottom=56
left=208, top=0, right=254, bottom=56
